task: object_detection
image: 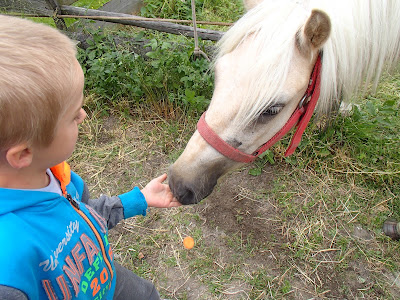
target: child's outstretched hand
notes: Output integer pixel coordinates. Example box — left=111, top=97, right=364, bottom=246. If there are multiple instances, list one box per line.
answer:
left=141, top=174, right=181, bottom=208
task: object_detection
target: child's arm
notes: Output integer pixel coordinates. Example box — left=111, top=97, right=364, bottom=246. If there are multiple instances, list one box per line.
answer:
left=0, top=285, right=28, bottom=300
left=81, top=174, right=179, bottom=230
left=141, top=174, right=181, bottom=208
left=82, top=183, right=147, bottom=229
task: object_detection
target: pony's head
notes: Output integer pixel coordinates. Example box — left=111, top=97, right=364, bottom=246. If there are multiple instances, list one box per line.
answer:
left=169, top=0, right=331, bottom=204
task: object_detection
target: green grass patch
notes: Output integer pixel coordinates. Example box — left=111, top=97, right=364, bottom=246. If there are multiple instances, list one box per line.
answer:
left=141, top=0, right=244, bottom=23
left=73, top=0, right=110, bottom=9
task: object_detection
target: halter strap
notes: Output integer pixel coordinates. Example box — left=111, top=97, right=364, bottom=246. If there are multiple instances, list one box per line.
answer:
left=197, top=113, right=257, bottom=163
left=197, top=55, right=322, bottom=163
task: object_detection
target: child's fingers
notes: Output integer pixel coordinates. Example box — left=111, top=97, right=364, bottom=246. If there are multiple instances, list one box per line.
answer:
left=155, top=173, right=168, bottom=183
left=169, top=198, right=182, bottom=207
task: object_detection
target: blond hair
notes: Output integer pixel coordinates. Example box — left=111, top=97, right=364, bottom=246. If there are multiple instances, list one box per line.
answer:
left=0, top=15, right=78, bottom=152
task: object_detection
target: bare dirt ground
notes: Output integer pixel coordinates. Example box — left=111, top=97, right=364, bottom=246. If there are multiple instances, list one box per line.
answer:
left=73, top=114, right=400, bottom=299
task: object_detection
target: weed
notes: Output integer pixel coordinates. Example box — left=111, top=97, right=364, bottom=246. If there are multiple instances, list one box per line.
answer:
left=78, top=29, right=213, bottom=115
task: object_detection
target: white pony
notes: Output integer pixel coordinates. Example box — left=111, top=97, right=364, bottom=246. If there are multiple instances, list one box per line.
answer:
left=169, top=0, right=400, bottom=204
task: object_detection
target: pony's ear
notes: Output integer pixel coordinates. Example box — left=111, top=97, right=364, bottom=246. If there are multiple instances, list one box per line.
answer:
left=296, top=9, right=331, bottom=56
left=243, top=0, right=263, bottom=11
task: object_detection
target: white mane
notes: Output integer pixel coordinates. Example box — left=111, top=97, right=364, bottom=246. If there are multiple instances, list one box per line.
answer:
left=217, top=0, right=400, bottom=125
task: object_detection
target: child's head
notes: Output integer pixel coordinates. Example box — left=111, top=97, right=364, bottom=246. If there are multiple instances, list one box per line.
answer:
left=0, top=15, right=82, bottom=155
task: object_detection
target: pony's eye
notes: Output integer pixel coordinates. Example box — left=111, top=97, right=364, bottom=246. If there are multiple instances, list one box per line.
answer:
left=262, top=104, right=284, bottom=116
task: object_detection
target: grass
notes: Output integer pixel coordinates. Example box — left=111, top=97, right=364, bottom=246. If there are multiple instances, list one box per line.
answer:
left=72, top=0, right=110, bottom=9
left=141, top=0, right=244, bottom=31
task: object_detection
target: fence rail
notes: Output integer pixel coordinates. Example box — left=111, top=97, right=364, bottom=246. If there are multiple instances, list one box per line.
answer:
left=1, top=0, right=53, bottom=15
left=1, top=0, right=225, bottom=41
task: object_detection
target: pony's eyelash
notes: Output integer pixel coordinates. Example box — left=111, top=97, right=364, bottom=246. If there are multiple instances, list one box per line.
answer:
left=262, top=104, right=284, bottom=116
left=263, top=107, right=281, bottom=115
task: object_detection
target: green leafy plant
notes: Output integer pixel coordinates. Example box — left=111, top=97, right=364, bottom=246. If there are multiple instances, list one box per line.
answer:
left=248, top=150, right=275, bottom=176
left=78, top=30, right=214, bottom=113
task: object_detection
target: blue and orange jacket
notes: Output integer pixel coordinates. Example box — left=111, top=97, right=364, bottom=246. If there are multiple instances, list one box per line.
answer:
left=0, top=162, right=147, bottom=299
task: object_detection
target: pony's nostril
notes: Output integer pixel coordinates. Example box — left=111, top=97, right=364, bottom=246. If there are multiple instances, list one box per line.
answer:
left=168, top=171, right=198, bottom=205
left=168, top=165, right=220, bottom=204
left=174, top=179, right=216, bottom=205
left=173, top=182, right=198, bottom=205
left=179, top=188, right=197, bottom=205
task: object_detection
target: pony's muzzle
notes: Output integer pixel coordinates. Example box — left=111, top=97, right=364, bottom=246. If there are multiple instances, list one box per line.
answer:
left=168, top=166, right=218, bottom=205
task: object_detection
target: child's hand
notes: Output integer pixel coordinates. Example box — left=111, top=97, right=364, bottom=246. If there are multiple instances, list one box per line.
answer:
left=141, top=174, right=181, bottom=208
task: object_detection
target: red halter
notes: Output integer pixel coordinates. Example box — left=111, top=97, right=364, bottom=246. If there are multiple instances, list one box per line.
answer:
left=197, top=55, right=322, bottom=163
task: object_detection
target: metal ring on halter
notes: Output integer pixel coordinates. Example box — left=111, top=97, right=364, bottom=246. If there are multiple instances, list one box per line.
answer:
left=298, top=94, right=308, bottom=108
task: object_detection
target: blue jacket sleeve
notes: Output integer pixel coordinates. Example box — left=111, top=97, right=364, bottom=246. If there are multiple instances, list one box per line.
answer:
left=118, top=187, right=148, bottom=218
left=81, top=184, right=147, bottom=230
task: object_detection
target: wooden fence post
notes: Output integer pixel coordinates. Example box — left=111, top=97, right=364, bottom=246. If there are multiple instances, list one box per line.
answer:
left=45, top=0, right=67, bottom=30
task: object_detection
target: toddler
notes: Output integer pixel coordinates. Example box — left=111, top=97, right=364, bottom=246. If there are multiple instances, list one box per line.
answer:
left=0, top=15, right=180, bottom=300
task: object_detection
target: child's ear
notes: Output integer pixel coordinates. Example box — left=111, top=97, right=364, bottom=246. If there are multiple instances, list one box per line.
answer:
left=6, top=144, right=33, bottom=169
